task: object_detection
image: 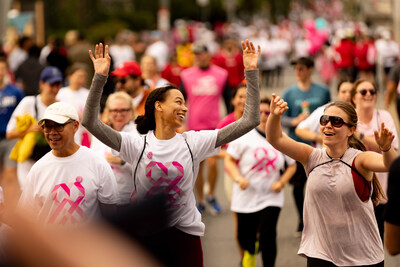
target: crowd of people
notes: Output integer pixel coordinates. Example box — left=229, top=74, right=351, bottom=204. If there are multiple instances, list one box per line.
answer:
left=1, top=5, right=400, bottom=266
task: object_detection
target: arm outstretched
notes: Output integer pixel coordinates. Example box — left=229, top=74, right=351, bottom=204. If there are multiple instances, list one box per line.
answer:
left=81, top=44, right=122, bottom=151
left=216, top=40, right=260, bottom=147
left=266, top=94, right=313, bottom=166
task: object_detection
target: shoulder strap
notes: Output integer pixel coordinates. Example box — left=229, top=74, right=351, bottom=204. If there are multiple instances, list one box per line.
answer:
left=183, top=137, right=194, bottom=174
left=34, top=96, right=38, bottom=120
left=133, top=135, right=147, bottom=190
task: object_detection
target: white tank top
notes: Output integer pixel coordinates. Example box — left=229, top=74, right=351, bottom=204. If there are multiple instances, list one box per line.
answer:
left=298, top=147, right=384, bottom=266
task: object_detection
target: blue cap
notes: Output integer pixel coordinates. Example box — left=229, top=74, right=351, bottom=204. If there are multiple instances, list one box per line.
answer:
left=40, top=66, right=63, bottom=84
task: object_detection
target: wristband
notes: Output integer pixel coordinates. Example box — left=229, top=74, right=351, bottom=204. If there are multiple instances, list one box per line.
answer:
left=379, top=145, right=391, bottom=152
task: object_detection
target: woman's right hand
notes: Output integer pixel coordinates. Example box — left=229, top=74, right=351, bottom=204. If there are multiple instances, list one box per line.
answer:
left=89, top=43, right=111, bottom=76
left=270, top=93, right=289, bottom=116
left=237, top=177, right=250, bottom=190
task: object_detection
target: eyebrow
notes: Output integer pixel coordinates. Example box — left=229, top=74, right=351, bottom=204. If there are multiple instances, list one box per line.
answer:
left=175, top=97, right=184, bottom=101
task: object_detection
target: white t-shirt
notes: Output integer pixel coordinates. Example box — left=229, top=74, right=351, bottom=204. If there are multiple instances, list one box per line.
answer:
left=90, top=122, right=138, bottom=205
left=19, top=146, right=119, bottom=225
left=114, top=130, right=220, bottom=236
left=6, top=95, right=48, bottom=190
left=57, top=87, right=90, bottom=145
left=227, top=129, right=295, bottom=213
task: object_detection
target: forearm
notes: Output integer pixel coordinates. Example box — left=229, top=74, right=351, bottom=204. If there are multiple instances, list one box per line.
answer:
left=382, top=147, right=398, bottom=170
left=385, top=82, right=396, bottom=106
left=279, top=163, right=297, bottom=186
left=266, top=114, right=284, bottom=147
left=215, top=70, right=260, bottom=147
left=82, top=73, right=122, bottom=151
left=295, top=128, right=318, bottom=143
left=224, top=155, right=243, bottom=182
left=6, top=129, right=26, bottom=140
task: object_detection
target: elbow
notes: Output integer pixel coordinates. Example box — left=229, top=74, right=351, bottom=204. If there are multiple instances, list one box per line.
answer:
left=386, top=245, right=400, bottom=256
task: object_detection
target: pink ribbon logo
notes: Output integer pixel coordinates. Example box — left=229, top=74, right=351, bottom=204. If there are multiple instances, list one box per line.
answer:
left=145, top=161, right=185, bottom=208
left=250, top=147, right=279, bottom=175
left=48, top=176, right=86, bottom=224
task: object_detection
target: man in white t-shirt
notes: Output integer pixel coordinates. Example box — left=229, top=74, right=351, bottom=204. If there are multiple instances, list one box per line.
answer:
left=19, top=102, right=119, bottom=225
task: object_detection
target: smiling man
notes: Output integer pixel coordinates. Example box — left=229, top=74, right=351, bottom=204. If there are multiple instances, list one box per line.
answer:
left=19, top=102, right=119, bottom=225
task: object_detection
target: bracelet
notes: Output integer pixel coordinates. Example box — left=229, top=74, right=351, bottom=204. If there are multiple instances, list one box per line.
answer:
left=379, top=145, right=391, bottom=152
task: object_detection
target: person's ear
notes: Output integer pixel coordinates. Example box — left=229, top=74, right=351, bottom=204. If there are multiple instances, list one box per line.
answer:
left=348, top=126, right=356, bottom=137
left=155, top=101, right=162, bottom=112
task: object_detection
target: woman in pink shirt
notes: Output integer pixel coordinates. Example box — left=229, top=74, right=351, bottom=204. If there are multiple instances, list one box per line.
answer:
left=266, top=94, right=397, bottom=266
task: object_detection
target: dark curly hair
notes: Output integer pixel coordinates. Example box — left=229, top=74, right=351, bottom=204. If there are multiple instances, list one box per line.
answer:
left=135, top=84, right=179, bottom=134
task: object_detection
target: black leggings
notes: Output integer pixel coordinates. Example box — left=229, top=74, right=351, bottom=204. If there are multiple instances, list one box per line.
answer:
left=237, top=206, right=281, bottom=267
left=307, top=257, right=384, bottom=267
left=291, top=161, right=307, bottom=231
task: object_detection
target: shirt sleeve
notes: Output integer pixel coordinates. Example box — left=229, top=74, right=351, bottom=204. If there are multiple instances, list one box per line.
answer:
left=97, top=159, right=120, bottom=204
left=226, top=138, right=244, bottom=160
left=112, top=132, right=144, bottom=165
left=184, top=130, right=220, bottom=162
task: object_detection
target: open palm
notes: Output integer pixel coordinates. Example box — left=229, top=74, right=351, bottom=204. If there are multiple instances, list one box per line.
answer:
left=241, top=39, right=261, bottom=70
left=89, top=43, right=111, bottom=76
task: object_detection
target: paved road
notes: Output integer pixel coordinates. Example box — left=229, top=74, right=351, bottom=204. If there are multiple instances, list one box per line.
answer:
left=200, top=66, right=400, bottom=267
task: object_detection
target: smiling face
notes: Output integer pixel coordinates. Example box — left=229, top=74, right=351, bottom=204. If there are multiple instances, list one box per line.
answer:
left=337, top=81, right=353, bottom=103
left=43, top=119, right=78, bottom=157
left=107, top=97, right=133, bottom=131
left=156, top=89, right=188, bottom=129
left=232, top=87, right=247, bottom=114
left=352, top=81, right=377, bottom=110
left=320, top=106, right=355, bottom=147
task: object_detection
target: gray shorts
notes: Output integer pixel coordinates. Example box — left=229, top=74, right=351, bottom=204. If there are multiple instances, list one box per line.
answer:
left=0, top=138, right=17, bottom=172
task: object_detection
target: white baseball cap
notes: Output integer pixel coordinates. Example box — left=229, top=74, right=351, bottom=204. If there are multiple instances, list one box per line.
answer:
left=38, top=102, right=79, bottom=125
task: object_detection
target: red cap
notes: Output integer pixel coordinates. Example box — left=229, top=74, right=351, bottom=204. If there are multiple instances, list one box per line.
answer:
left=111, top=61, right=142, bottom=77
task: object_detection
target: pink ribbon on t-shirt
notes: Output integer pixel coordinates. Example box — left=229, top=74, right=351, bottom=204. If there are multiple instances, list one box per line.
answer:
left=48, top=176, right=86, bottom=224
left=250, top=147, right=279, bottom=175
left=145, top=161, right=184, bottom=207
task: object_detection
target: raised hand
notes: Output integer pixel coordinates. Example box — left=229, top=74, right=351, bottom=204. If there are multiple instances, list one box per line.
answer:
left=270, top=93, right=289, bottom=116
left=374, top=122, right=395, bottom=152
left=89, top=43, right=111, bottom=76
left=241, top=39, right=260, bottom=70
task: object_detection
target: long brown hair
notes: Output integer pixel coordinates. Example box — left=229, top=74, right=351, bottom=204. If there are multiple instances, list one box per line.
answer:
left=325, top=101, right=385, bottom=206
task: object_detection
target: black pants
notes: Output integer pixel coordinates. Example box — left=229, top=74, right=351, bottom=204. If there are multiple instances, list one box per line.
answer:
left=374, top=203, right=386, bottom=242
left=307, top=257, right=384, bottom=267
left=237, top=206, right=281, bottom=267
left=290, top=161, right=307, bottom=231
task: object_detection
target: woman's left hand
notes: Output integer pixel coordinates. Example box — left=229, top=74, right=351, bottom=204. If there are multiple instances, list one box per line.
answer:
left=89, top=43, right=111, bottom=76
left=241, top=39, right=261, bottom=70
left=270, top=180, right=284, bottom=193
left=374, top=122, right=395, bottom=152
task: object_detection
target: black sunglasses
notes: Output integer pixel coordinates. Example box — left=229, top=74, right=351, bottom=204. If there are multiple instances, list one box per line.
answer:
left=320, top=115, right=353, bottom=128
left=358, top=89, right=376, bottom=96
left=41, top=120, right=74, bottom=133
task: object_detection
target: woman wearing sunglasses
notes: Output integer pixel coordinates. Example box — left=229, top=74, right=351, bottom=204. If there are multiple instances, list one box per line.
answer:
left=266, top=93, right=397, bottom=267
left=350, top=79, right=398, bottom=241
left=225, top=97, right=297, bottom=267
left=82, top=41, right=261, bottom=267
